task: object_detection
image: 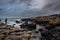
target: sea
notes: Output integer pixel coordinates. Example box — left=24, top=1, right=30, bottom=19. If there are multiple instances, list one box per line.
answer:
left=0, top=18, right=20, bottom=25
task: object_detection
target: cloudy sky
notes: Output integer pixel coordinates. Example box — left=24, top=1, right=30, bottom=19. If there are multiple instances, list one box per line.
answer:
left=0, top=0, right=60, bottom=18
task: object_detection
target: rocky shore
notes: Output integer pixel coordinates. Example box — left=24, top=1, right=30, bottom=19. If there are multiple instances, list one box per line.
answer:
left=21, top=14, right=60, bottom=25
left=0, top=14, right=60, bottom=40
left=0, top=23, right=39, bottom=40
left=21, top=14, right=60, bottom=40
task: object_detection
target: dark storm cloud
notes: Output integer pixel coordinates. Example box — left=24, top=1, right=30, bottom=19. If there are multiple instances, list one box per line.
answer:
left=0, top=0, right=60, bottom=18
left=40, top=0, right=60, bottom=15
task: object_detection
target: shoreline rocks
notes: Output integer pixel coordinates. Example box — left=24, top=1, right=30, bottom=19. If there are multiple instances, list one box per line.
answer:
left=0, top=14, right=60, bottom=40
left=0, top=24, right=38, bottom=40
left=21, top=14, right=60, bottom=26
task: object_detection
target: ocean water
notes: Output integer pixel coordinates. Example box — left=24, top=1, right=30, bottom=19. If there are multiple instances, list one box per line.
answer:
left=1, top=18, right=21, bottom=25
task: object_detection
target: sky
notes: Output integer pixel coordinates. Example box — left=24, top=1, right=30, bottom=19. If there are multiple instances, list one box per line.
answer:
left=0, top=0, right=60, bottom=18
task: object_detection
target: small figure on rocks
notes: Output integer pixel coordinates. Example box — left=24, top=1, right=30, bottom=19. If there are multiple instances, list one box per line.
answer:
left=5, top=18, right=7, bottom=25
left=0, top=19, right=1, bottom=22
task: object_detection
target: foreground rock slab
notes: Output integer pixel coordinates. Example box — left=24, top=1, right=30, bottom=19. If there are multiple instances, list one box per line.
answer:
left=0, top=24, right=39, bottom=40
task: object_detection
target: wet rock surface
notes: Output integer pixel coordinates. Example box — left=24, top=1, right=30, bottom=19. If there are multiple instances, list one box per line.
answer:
left=0, top=24, right=39, bottom=40
left=21, top=14, right=60, bottom=40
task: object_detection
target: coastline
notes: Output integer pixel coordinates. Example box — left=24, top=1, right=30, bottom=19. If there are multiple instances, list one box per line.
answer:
left=0, top=14, right=60, bottom=40
left=21, top=14, right=60, bottom=25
